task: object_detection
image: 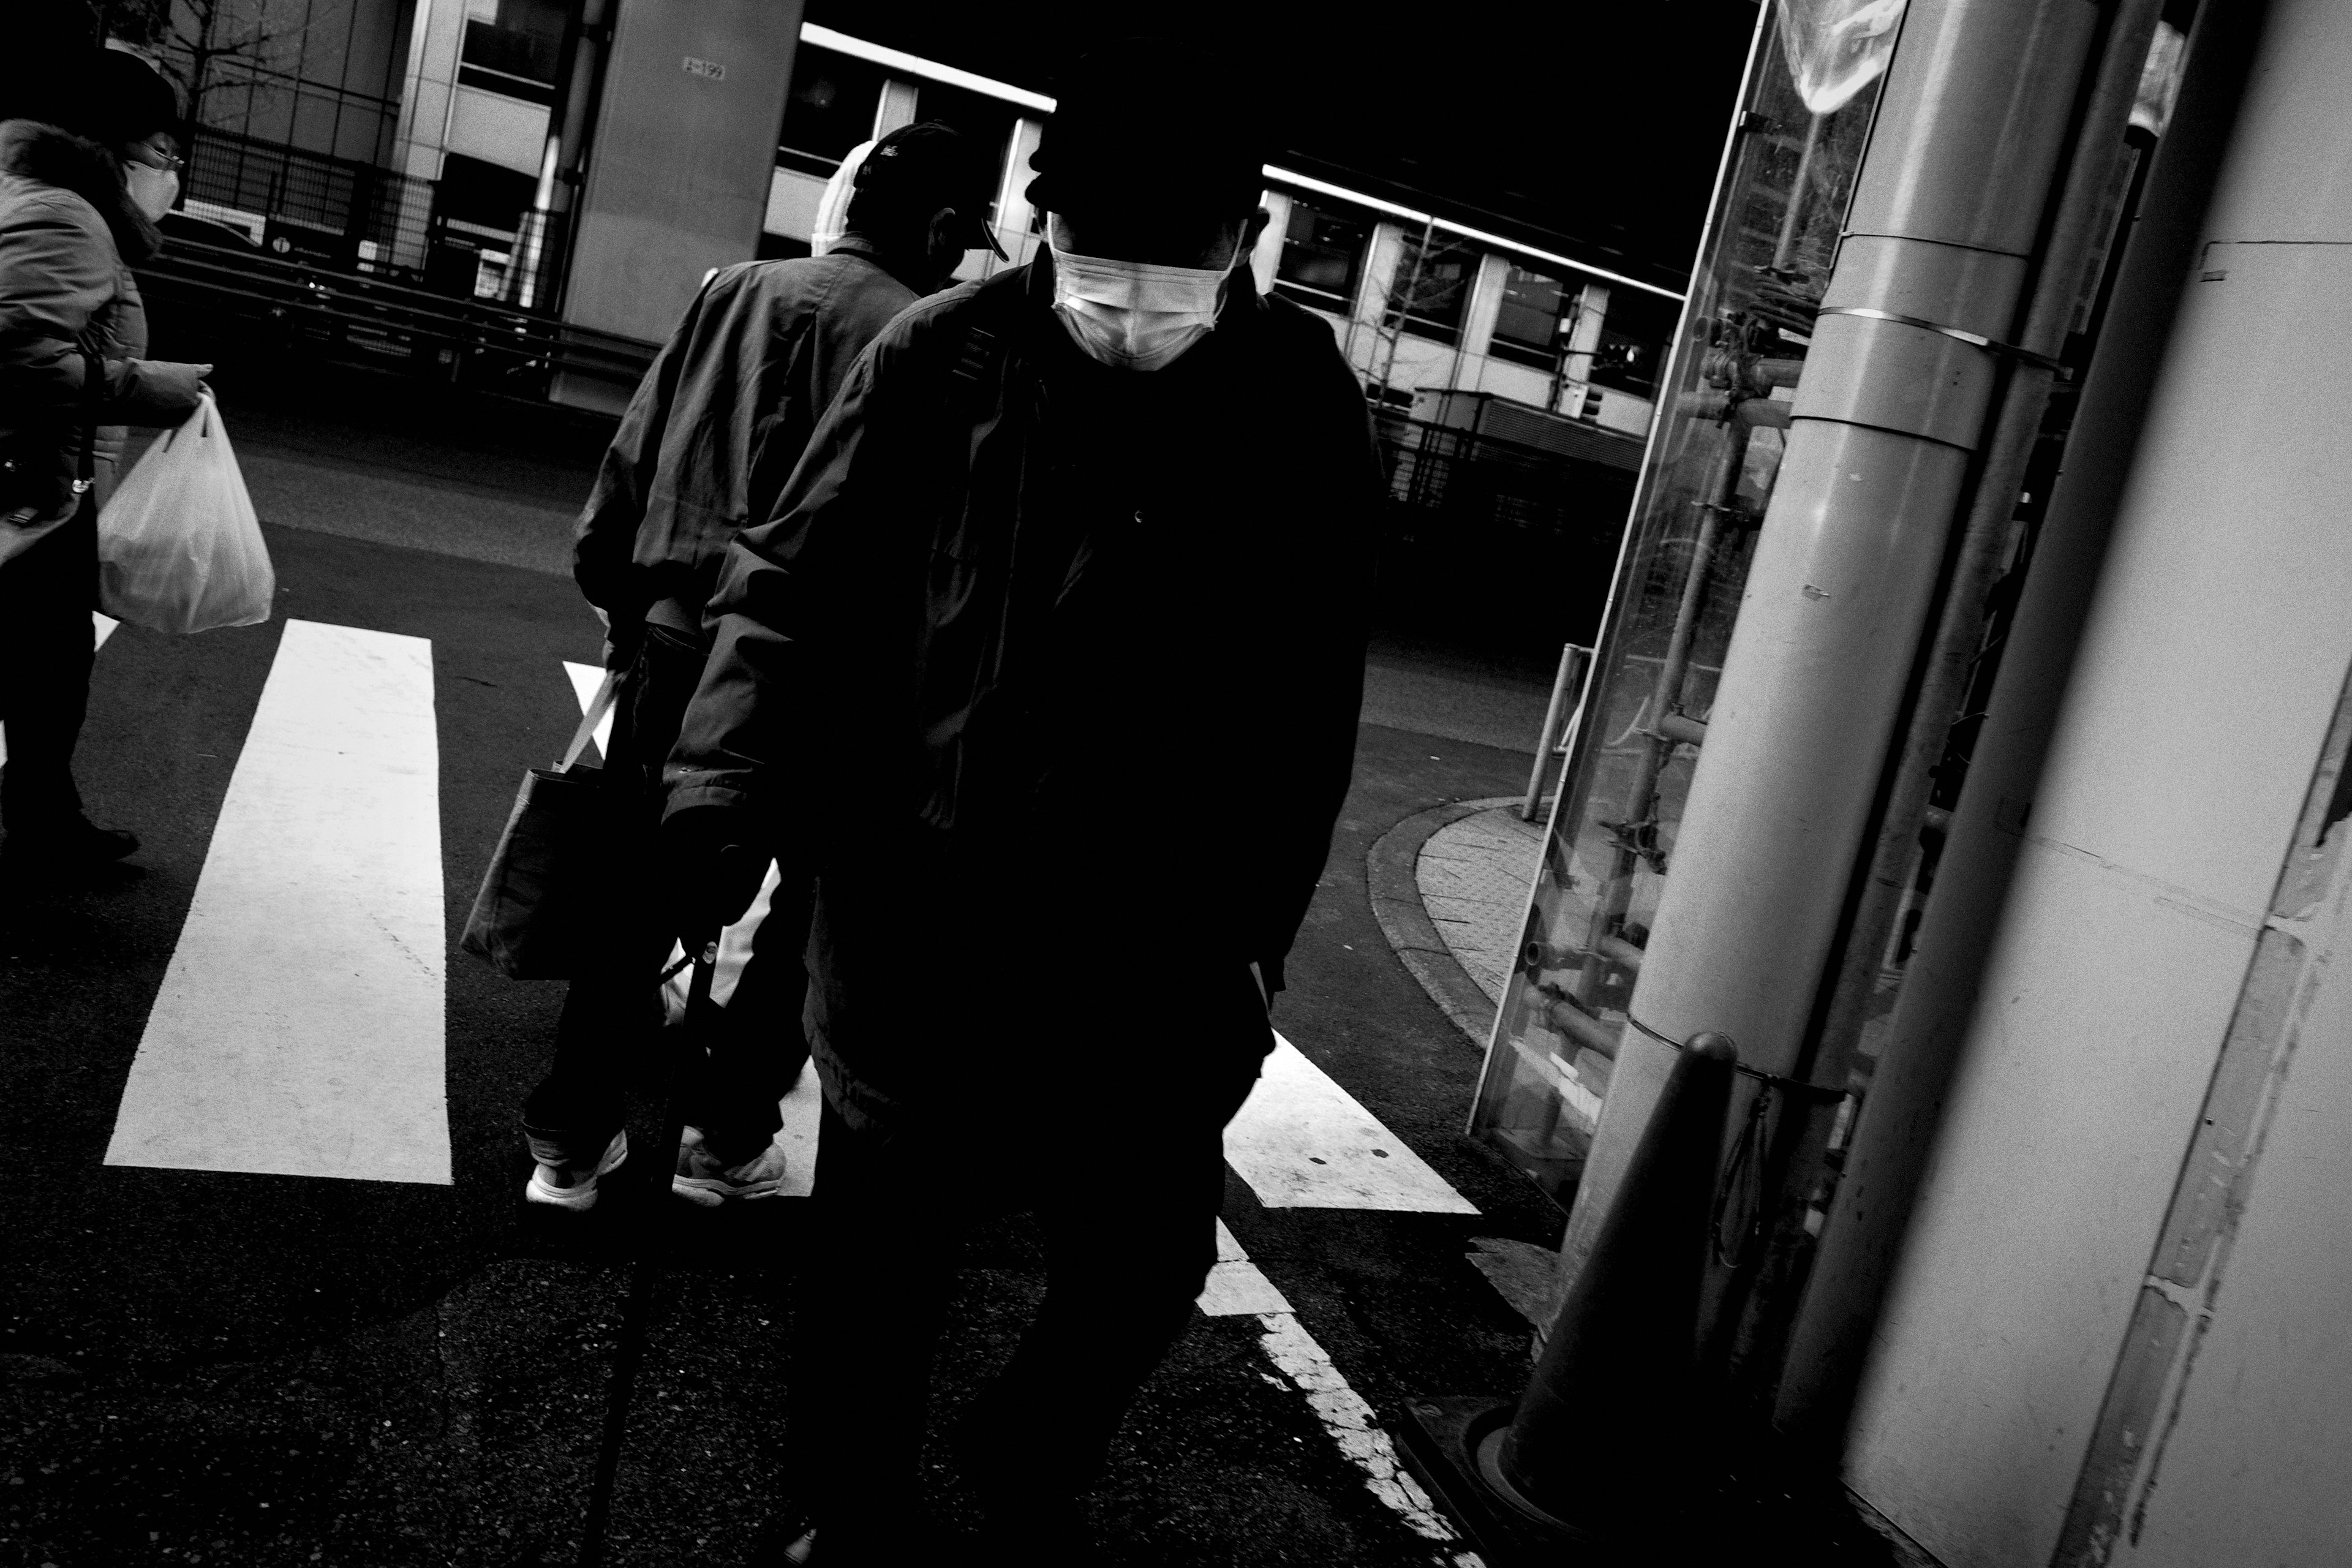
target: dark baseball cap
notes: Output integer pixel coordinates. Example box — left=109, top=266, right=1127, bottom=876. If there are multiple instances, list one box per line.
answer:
left=851, top=120, right=1008, bottom=260
left=1025, top=37, right=1276, bottom=222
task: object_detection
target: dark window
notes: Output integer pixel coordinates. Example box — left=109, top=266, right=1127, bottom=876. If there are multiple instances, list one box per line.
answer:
left=459, top=0, right=571, bottom=104
left=1490, top=264, right=1573, bottom=370
left=1588, top=288, right=1679, bottom=398
left=1275, top=199, right=1370, bottom=315
left=1387, top=230, right=1480, bottom=345
left=904, top=81, right=1015, bottom=222
left=778, top=46, right=888, bottom=173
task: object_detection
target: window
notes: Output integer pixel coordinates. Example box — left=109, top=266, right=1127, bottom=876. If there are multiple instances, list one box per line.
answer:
left=1490, top=265, right=1572, bottom=370
left=778, top=47, right=888, bottom=175
left=1274, top=199, right=1370, bottom=315
left=901, top=81, right=1016, bottom=224
left=1588, top=288, right=1679, bottom=398
left=1385, top=230, right=1480, bottom=345
left=459, top=0, right=571, bottom=104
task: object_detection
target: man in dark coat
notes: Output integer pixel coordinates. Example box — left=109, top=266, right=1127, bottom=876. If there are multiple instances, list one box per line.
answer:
left=661, top=44, right=1380, bottom=1562
left=0, top=48, right=209, bottom=875
left=522, top=121, right=1002, bottom=1210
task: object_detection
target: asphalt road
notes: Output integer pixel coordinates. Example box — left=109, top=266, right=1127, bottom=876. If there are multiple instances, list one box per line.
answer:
left=0, top=393, right=1581, bottom=1568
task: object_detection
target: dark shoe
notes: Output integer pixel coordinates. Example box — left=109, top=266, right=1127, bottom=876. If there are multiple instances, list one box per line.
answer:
left=2, top=818, right=138, bottom=873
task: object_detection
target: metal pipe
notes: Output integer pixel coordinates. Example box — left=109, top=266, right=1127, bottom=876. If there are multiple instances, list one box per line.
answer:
left=1523, top=644, right=1592, bottom=821
left=1653, top=712, right=1708, bottom=746
left=1773, top=0, right=2239, bottom=1449
left=1714, top=0, right=2169, bottom=1430
left=1773, top=113, right=1826, bottom=273
left=1559, top=0, right=2109, bottom=1282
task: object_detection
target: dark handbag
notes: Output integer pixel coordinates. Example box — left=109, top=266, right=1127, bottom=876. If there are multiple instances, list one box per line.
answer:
left=462, top=671, right=636, bottom=979
left=1, top=334, right=105, bottom=561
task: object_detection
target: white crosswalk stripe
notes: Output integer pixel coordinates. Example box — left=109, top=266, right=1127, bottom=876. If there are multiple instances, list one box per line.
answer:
left=106, top=619, right=451, bottom=1183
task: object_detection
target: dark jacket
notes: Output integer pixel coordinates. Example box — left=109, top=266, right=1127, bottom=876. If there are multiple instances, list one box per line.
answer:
left=0, top=119, right=189, bottom=553
left=668, top=258, right=1381, bottom=1128
left=571, top=239, right=927, bottom=630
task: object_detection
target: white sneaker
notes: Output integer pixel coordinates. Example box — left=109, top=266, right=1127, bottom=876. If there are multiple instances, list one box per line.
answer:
left=671, top=1125, right=789, bottom=1206
left=524, top=1129, right=629, bottom=1210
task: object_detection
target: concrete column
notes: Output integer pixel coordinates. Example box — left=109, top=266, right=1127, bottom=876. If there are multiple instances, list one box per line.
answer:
left=387, top=0, right=466, bottom=270
left=556, top=0, right=804, bottom=397
left=1558, top=0, right=2106, bottom=1278
left=1251, top=188, right=1292, bottom=297
left=873, top=78, right=919, bottom=140
left=1558, top=281, right=1607, bottom=415
left=1459, top=252, right=1510, bottom=363
left=992, top=116, right=1045, bottom=266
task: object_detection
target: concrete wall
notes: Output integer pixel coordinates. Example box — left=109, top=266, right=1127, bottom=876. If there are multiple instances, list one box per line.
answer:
left=562, top=0, right=804, bottom=347
left=1843, top=2, right=2352, bottom=1562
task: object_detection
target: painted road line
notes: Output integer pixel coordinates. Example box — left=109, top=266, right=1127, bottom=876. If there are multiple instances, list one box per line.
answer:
left=1258, top=1313, right=1483, bottom=1566
left=1224, top=1033, right=1479, bottom=1213
left=561, top=660, right=616, bottom=761
left=0, top=615, right=119, bottom=769
left=1197, top=1219, right=1294, bottom=1316
left=1206, top=1223, right=1480, bottom=1564
left=105, top=619, right=450, bottom=1183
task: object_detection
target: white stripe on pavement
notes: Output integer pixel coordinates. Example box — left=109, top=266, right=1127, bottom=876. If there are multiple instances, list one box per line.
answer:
left=105, top=619, right=450, bottom=1183
left=0, top=615, right=118, bottom=768
left=1224, top=1034, right=1479, bottom=1213
left=1197, top=1219, right=1294, bottom=1316
left=1204, top=1221, right=1481, bottom=1564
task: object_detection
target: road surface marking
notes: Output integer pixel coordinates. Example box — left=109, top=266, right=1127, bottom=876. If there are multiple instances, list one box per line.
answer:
left=1208, top=1223, right=1479, bottom=1564
left=559, top=669, right=1472, bottom=1221
left=561, top=660, right=615, bottom=761
left=106, top=619, right=450, bottom=1183
left=0, top=615, right=118, bottom=768
left=1224, top=1034, right=1479, bottom=1213
left=1197, top=1219, right=1294, bottom=1316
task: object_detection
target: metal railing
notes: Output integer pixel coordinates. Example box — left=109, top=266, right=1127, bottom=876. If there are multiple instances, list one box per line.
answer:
left=135, top=233, right=655, bottom=403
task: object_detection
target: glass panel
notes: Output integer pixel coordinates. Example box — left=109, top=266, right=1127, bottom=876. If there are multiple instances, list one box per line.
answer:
left=459, top=0, right=570, bottom=91
left=1275, top=199, right=1370, bottom=315
left=1588, top=289, right=1679, bottom=398
left=1491, top=265, right=1570, bottom=371
left=1466, top=18, right=1887, bottom=1206
left=779, top=46, right=888, bottom=169
left=1387, top=229, right=1479, bottom=345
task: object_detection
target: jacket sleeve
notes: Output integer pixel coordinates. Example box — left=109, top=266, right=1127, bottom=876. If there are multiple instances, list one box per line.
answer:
left=1245, top=330, right=1384, bottom=992
left=662, top=313, right=935, bottom=833
left=571, top=276, right=709, bottom=616
left=0, top=193, right=191, bottom=425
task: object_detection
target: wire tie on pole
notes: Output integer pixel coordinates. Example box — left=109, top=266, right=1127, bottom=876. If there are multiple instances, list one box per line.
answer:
left=1623, top=1011, right=1846, bottom=1101
left=1811, top=306, right=2071, bottom=377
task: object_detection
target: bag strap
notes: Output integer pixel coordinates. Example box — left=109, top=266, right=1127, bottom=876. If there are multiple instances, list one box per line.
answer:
left=71, top=330, right=106, bottom=496
left=559, top=670, right=622, bottom=771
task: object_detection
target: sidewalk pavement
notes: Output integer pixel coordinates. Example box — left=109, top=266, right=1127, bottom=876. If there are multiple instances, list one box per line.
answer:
left=1367, top=796, right=1549, bottom=1052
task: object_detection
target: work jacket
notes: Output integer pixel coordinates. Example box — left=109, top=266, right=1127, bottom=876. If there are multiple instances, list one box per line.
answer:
left=668, top=256, right=1382, bottom=1129
left=0, top=119, right=189, bottom=557
left=571, top=239, right=927, bottom=631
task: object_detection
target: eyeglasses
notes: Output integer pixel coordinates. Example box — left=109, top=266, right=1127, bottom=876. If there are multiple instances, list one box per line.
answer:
left=127, top=145, right=184, bottom=173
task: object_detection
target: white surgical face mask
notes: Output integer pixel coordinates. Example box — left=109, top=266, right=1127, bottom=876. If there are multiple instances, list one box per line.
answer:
left=126, top=163, right=178, bottom=222
left=1046, top=222, right=1244, bottom=372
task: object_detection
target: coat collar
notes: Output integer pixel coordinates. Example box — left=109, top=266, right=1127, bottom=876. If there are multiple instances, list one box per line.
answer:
left=0, top=119, right=161, bottom=263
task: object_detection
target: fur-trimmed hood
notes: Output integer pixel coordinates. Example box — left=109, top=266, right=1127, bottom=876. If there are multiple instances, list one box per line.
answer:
left=0, top=118, right=161, bottom=263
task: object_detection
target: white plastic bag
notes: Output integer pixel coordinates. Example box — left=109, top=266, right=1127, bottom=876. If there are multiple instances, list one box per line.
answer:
left=97, top=393, right=275, bottom=634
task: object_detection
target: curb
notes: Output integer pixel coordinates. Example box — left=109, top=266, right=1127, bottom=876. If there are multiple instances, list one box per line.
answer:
left=1365, top=795, right=1526, bottom=1051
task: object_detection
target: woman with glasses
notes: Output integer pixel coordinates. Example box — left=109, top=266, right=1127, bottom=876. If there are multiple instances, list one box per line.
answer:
left=0, top=45, right=211, bottom=876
